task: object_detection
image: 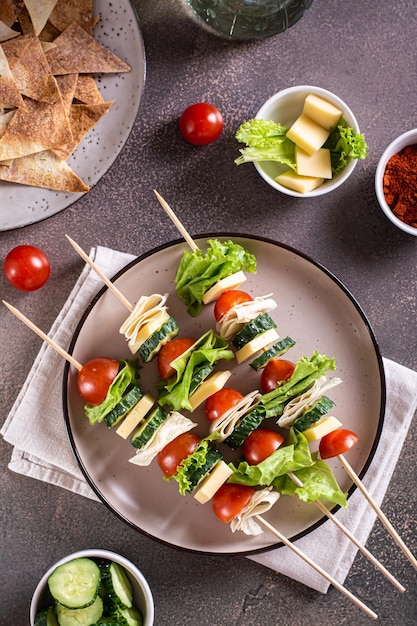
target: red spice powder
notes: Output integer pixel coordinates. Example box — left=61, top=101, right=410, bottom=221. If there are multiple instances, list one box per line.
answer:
left=383, top=144, right=417, bottom=228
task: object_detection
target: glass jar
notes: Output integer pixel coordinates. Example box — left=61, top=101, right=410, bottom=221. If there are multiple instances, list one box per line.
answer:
left=182, top=0, right=314, bottom=41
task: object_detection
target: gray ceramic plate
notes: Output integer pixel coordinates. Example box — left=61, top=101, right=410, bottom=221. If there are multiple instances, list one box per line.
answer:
left=0, top=0, right=145, bottom=231
left=64, top=235, right=385, bottom=555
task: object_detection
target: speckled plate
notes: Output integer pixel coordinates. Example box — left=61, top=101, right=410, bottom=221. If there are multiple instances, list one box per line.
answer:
left=0, top=1, right=145, bottom=232
left=64, top=235, right=385, bottom=555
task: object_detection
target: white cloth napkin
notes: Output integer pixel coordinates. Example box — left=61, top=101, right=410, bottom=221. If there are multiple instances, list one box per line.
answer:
left=2, top=246, right=417, bottom=593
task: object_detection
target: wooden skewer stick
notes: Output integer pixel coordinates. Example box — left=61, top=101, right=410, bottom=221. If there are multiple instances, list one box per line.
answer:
left=2, top=300, right=82, bottom=371
left=255, top=514, right=378, bottom=621
left=287, top=472, right=405, bottom=592
left=65, top=235, right=134, bottom=313
left=339, top=454, right=417, bottom=571
left=153, top=189, right=200, bottom=252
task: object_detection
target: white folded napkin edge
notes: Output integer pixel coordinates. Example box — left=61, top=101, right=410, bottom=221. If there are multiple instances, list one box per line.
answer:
left=2, top=246, right=417, bottom=594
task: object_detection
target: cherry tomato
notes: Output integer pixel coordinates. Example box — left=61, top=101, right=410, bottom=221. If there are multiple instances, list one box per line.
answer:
left=319, top=429, right=359, bottom=459
left=157, top=337, right=195, bottom=380
left=179, top=102, right=224, bottom=146
left=3, top=245, right=50, bottom=291
left=212, top=483, right=256, bottom=524
left=205, top=387, right=243, bottom=422
left=243, top=429, right=284, bottom=465
left=214, top=290, right=253, bottom=322
left=157, top=432, right=201, bottom=478
left=77, top=357, right=120, bottom=405
left=260, top=359, right=296, bottom=394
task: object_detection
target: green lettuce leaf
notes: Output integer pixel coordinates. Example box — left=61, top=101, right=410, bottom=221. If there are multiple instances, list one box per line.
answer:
left=261, top=351, right=336, bottom=418
left=175, top=239, right=257, bottom=317
left=84, top=360, right=138, bottom=425
left=166, top=433, right=220, bottom=495
left=273, top=454, right=348, bottom=507
left=323, top=118, right=368, bottom=175
left=158, top=330, right=234, bottom=411
left=229, top=428, right=314, bottom=487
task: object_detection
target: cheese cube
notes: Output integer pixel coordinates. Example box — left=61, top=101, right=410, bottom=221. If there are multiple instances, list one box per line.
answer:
left=116, top=394, right=155, bottom=439
left=286, top=114, right=330, bottom=155
left=296, top=147, right=332, bottom=179
left=302, top=415, right=343, bottom=442
left=188, top=370, right=232, bottom=411
left=275, top=170, right=324, bottom=194
left=303, top=94, right=342, bottom=130
left=202, top=271, right=247, bottom=304
left=194, top=461, right=233, bottom=504
left=235, top=327, right=279, bottom=364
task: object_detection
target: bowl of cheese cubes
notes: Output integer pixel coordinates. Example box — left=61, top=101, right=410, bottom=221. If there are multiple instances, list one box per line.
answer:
left=238, top=85, right=365, bottom=197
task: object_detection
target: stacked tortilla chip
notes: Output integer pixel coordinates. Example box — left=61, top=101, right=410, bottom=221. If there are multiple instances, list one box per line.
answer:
left=0, top=0, right=131, bottom=192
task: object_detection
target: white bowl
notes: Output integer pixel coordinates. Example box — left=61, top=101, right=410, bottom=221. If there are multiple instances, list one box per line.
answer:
left=253, top=85, right=360, bottom=197
left=30, top=549, right=154, bottom=626
left=375, top=128, right=417, bottom=235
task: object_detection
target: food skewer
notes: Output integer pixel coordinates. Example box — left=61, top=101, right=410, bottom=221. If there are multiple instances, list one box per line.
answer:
left=153, top=189, right=199, bottom=252
left=65, top=235, right=134, bottom=312
left=255, top=514, right=378, bottom=621
left=320, top=430, right=417, bottom=571
left=2, top=300, right=82, bottom=372
left=287, top=471, right=405, bottom=592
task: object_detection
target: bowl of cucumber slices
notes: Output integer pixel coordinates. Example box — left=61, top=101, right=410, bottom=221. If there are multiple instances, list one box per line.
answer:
left=30, top=549, right=154, bottom=626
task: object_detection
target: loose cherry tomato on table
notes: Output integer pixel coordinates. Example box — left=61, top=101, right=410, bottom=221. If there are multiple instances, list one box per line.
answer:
left=157, top=337, right=195, bottom=380
left=319, top=429, right=359, bottom=459
left=242, top=429, right=284, bottom=465
left=77, top=357, right=120, bottom=405
left=212, top=483, right=256, bottom=523
left=260, top=358, right=296, bottom=394
left=214, top=290, right=253, bottom=322
left=3, top=245, right=50, bottom=291
left=179, top=102, right=224, bottom=146
left=157, top=432, right=201, bottom=477
left=205, top=387, right=243, bottom=421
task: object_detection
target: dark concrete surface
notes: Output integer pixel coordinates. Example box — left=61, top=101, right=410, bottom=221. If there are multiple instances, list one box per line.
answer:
left=1, top=1, right=416, bottom=624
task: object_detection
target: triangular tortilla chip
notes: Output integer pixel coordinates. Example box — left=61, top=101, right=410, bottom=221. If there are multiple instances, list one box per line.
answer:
left=0, top=149, right=89, bottom=191
left=0, top=45, right=26, bottom=108
left=23, top=0, right=59, bottom=36
left=6, top=35, right=62, bottom=104
left=1, top=35, right=33, bottom=69
left=0, top=21, right=20, bottom=42
left=0, top=96, right=72, bottom=160
left=49, top=0, right=93, bottom=34
left=55, top=73, right=78, bottom=112
left=0, top=1, right=18, bottom=27
left=74, top=73, right=104, bottom=104
left=45, top=22, right=131, bottom=75
left=53, top=100, right=113, bottom=160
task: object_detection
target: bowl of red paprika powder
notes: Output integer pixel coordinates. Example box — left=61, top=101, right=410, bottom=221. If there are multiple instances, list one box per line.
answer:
left=375, top=129, right=417, bottom=235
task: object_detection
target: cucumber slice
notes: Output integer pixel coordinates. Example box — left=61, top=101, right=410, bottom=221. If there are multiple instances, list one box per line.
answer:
left=294, top=396, right=335, bottom=432
left=189, top=363, right=215, bottom=396
left=55, top=595, right=103, bottom=626
left=249, top=336, right=296, bottom=371
left=34, top=606, right=58, bottom=626
left=186, top=449, right=223, bottom=492
left=100, top=561, right=133, bottom=609
left=110, top=605, right=143, bottom=626
left=48, top=558, right=100, bottom=609
left=130, top=405, right=168, bottom=449
left=104, top=386, right=144, bottom=428
left=232, top=313, right=276, bottom=350
left=138, top=316, right=178, bottom=363
left=225, top=406, right=266, bottom=449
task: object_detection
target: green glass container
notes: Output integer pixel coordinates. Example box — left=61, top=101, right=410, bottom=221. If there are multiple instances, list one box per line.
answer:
left=183, top=0, right=314, bottom=40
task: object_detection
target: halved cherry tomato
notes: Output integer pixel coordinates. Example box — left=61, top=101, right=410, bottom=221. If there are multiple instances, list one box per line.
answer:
left=77, top=357, right=119, bottom=405
left=205, top=387, right=243, bottom=422
left=214, top=290, right=253, bottom=322
left=260, top=359, right=296, bottom=394
left=3, top=244, right=50, bottom=291
left=242, top=429, right=284, bottom=465
left=157, top=432, right=201, bottom=477
left=212, top=483, right=256, bottom=524
left=179, top=102, right=224, bottom=146
left=319, top=429, right=359, bottom=459
left=157, top=337, right=195, bottom=380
